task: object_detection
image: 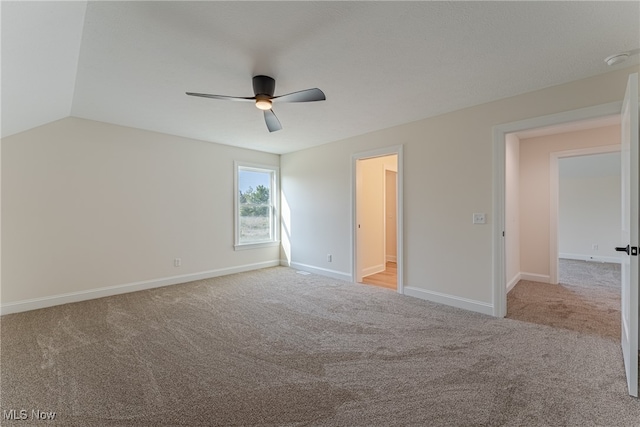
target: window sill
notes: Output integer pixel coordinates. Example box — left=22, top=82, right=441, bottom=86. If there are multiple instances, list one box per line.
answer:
left=234, top=241, right=280, bottom=251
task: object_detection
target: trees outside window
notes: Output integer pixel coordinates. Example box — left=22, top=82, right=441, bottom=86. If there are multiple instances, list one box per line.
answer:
left=235, top=163, right=279, bottom=248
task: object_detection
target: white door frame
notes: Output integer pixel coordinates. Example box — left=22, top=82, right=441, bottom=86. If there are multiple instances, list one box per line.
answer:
left=352, top=145, right=404, bottom=294
left=492, top=102, right=622, bottom=317
left=549, top=145, right=621, bottom=284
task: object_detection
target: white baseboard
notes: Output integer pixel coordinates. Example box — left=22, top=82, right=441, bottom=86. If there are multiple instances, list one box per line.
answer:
left=519, top=272, right=550, bottom=284
left=283, top=260, right=352, bottom=282
left=506, top=273, right=521, bottom=294
left=0, top=260, right=281, bottom=316
left=403, top=286, right=493, bottom=316
left=362, top=264, right=385, bottom=277
left=386, top=255, right=397, bottom=262
left=559, top=253, right=622, bottom=264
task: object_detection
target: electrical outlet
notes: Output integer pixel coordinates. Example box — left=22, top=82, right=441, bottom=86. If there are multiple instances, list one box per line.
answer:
left=327, top=254, right=332, bottom=262
left=592, top=244, right=598, bottom=251
left=174, top=258, right=181, bottom=267
left=473, top=213, right=486, bottom=224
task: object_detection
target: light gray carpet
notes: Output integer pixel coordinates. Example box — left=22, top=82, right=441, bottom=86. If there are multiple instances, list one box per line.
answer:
left=559, top=259, right=621, bottom=289
left=1, top=267, right=639, bottom=426
left=507, top=260, right=621, bottom=341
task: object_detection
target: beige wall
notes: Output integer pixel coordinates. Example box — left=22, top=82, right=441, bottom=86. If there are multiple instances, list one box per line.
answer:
left=519, top=125, right=620, bottom=279
left=282, top=67, right=637, bottom=310
left=1, top=117, right=280, bottom=306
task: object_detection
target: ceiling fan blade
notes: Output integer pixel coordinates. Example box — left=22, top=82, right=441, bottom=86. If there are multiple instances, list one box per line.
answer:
left=273, top=88, right=326, bottom=103
left=264, top=109, right=282, bottom=132
left=186, top=92, right=255, bottom=102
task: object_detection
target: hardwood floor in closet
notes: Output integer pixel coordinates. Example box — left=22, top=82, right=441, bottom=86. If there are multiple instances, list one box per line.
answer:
left=362, top=262, right=397, bottom=290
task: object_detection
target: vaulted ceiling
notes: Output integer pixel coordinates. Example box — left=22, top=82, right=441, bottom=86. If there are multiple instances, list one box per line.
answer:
left=2, top=1, right=639, bottom=154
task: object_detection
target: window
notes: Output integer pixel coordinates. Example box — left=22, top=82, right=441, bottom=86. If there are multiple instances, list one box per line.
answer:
left=234, top=162, right=279, bottom=249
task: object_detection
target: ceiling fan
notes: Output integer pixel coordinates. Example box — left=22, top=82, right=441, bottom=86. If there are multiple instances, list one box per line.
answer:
left=186, top=75, right=326, bottom=132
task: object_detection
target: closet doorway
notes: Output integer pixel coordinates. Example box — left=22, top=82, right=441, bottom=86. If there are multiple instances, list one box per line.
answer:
left=352, top=146, right=403, bottom=293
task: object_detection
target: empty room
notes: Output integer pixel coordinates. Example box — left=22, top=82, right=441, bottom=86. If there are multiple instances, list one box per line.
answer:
left=2, top=1, right=640, bottom=425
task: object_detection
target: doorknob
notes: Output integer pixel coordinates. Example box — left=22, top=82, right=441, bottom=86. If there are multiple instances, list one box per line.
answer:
left=615, top=245, right=638, bottom=256
left=616, top=245, right=631, bottom=255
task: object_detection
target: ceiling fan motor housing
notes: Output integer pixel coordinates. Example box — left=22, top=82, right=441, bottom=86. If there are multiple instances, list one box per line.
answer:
left=253, top=75, right=276, bottom=97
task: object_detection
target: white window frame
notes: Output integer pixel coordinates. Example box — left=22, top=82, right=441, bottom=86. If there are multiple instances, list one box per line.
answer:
left=234, top=161, right=280, bottom=250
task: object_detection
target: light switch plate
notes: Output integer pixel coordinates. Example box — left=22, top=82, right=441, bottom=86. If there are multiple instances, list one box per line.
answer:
left=473, top=213, right=486, bottom=224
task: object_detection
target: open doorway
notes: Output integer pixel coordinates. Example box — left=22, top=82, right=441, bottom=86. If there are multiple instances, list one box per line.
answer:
left=495, top=75, right=638, bottom=397
left=493, top=102, right=623, bottom=317
left=352, top=146, right=403, bottom=293
left=359, top=165, right=397, bottom=289
left=503, top=117, right=622, bottom=339
left=553, top=149, right=621, bottom=284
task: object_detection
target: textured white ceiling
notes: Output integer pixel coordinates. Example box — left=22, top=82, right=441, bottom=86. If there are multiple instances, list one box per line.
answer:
left=2, top=1, right=639, bottom=154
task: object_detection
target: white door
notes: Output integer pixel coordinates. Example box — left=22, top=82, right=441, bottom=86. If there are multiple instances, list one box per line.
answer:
left=619, top=72, right=639, bottom=397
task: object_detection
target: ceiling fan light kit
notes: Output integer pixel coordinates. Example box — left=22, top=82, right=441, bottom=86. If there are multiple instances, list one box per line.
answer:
left=186, top=75, right=325, bottom=132
left=255, top=96, right=272, bottom=110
